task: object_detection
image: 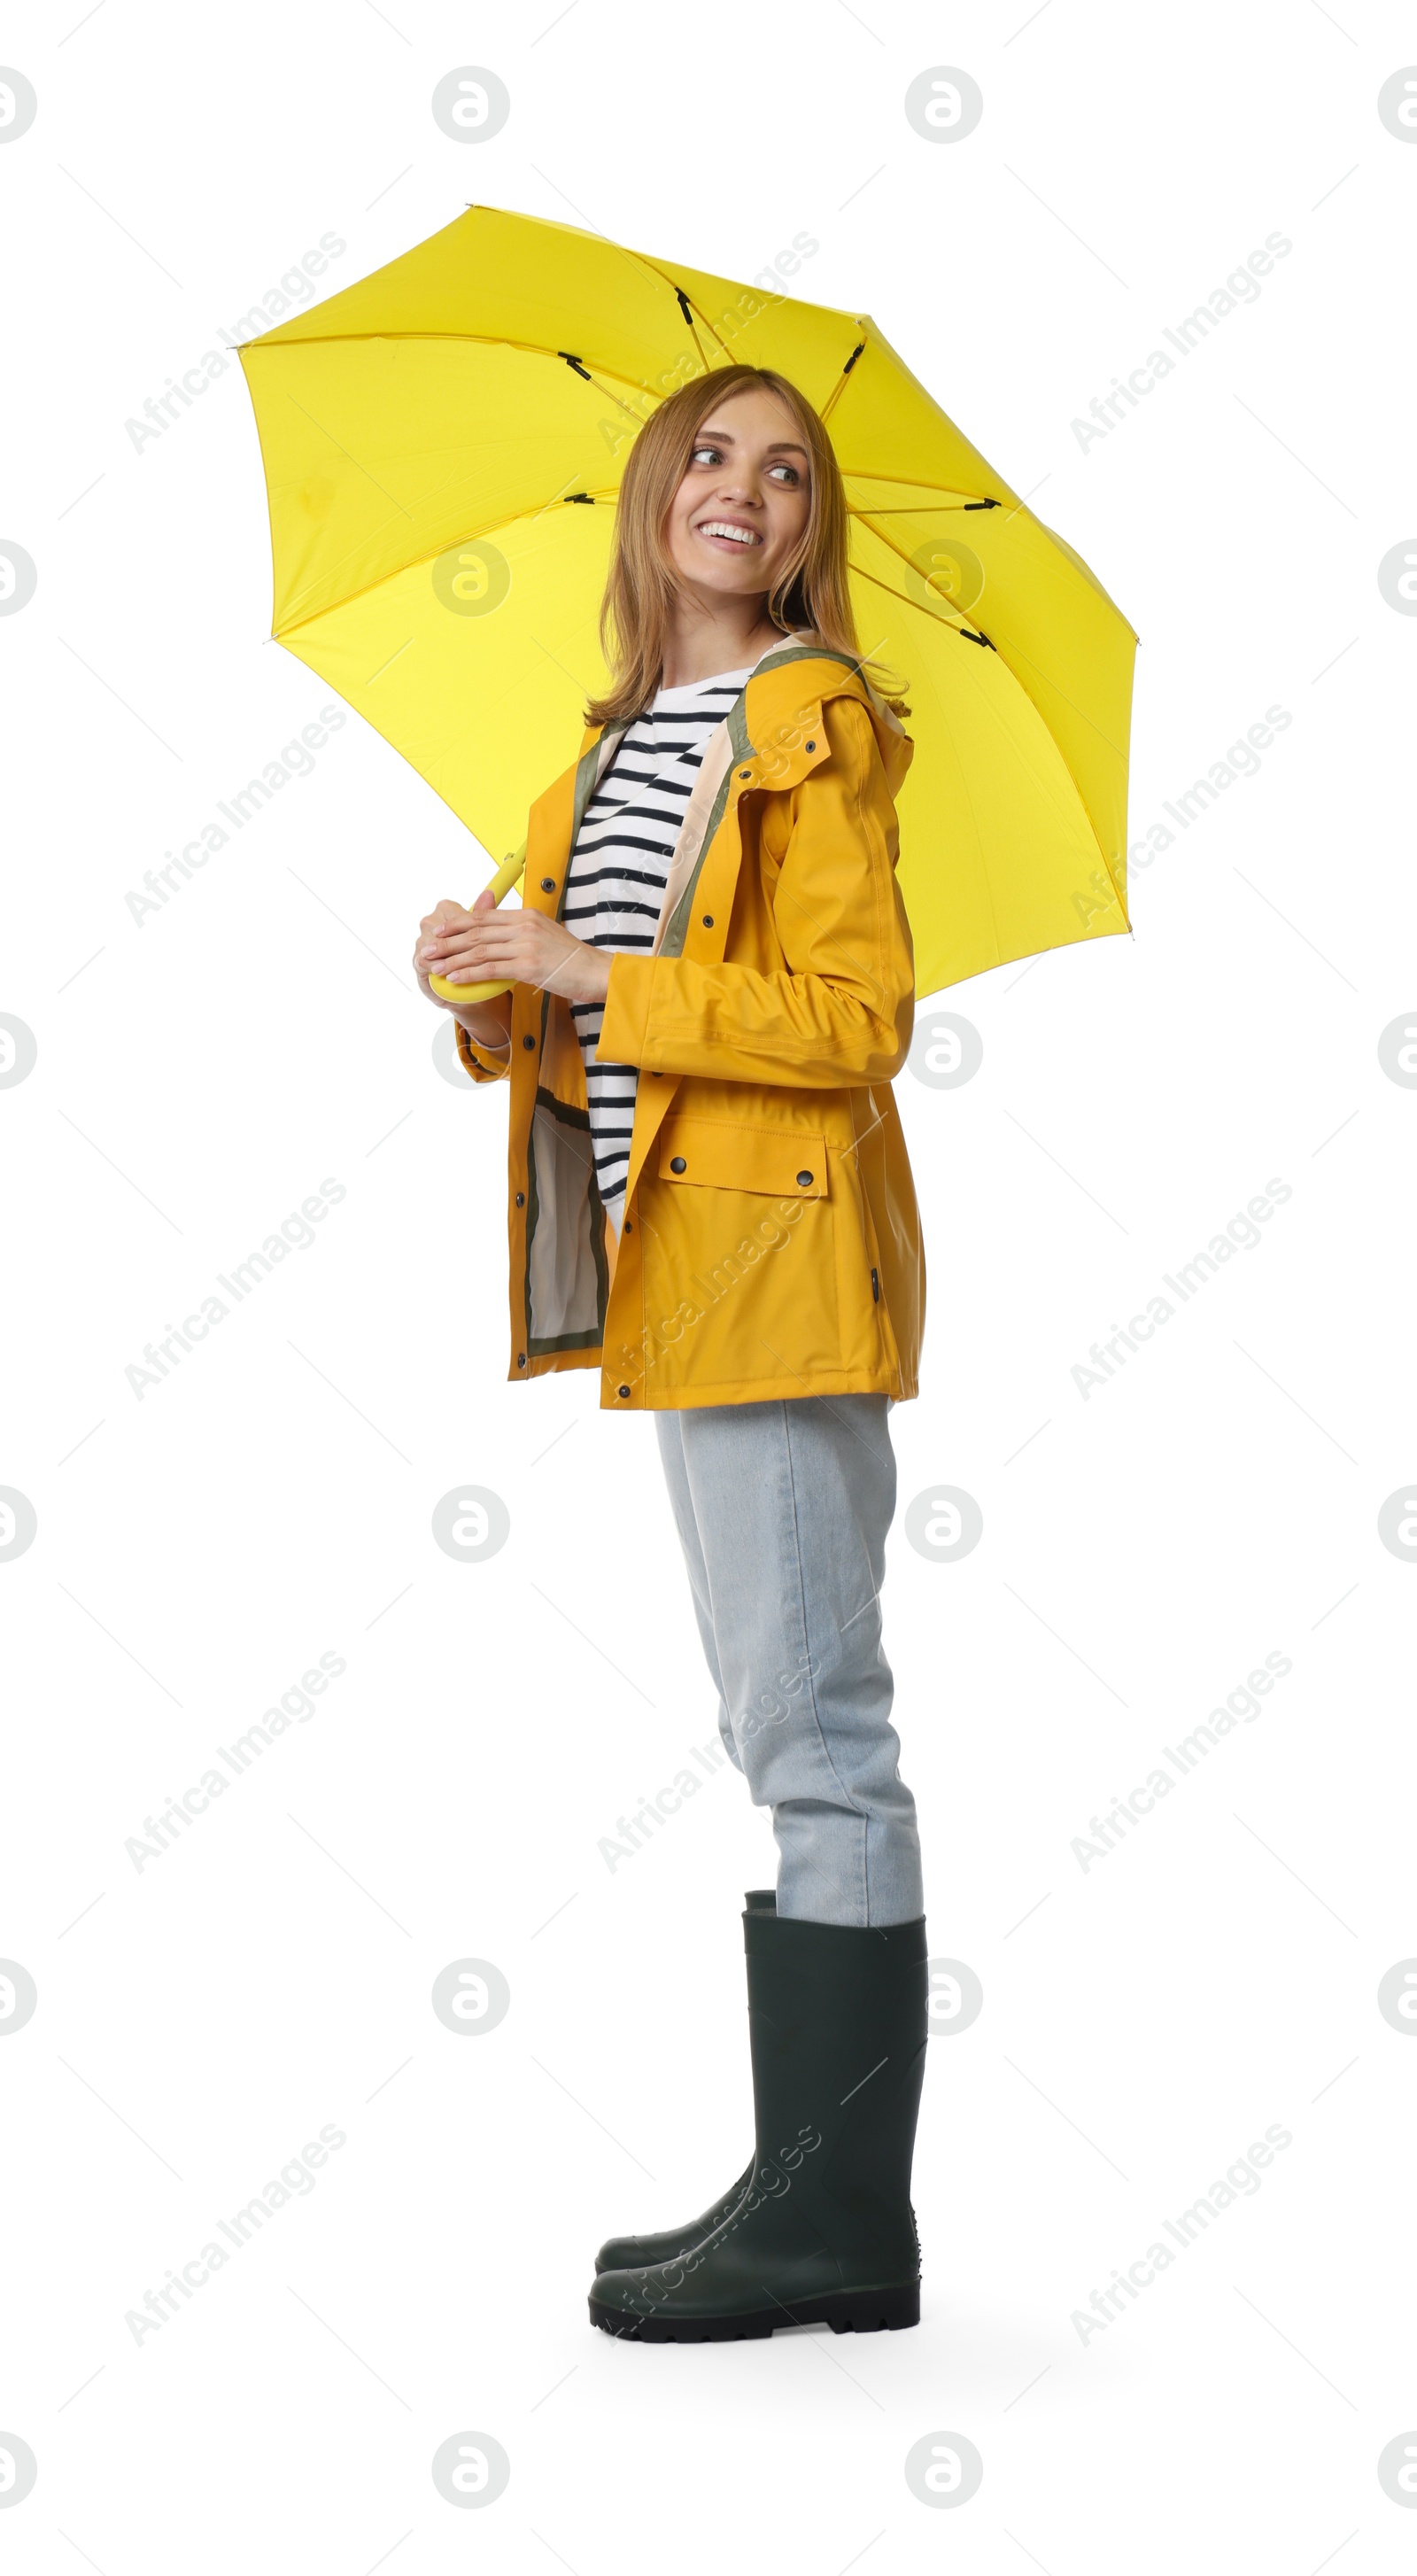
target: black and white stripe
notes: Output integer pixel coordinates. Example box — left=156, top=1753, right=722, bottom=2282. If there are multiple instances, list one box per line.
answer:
left=565, top=668, right=749, bottom=1225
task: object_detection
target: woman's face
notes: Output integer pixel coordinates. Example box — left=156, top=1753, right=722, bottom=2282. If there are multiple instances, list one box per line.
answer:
left=664, top=385, right=812, bottom=608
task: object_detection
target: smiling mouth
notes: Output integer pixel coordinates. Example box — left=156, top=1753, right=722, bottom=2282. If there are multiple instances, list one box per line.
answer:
left=696, top=519, right=762, bottom=547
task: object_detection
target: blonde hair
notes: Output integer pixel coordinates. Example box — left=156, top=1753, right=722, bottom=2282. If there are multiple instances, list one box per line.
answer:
left=585, top=363, right=908, bottom=726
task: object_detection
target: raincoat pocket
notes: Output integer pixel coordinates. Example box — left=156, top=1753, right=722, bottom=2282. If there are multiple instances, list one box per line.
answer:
left=636, top=1116, right=840, bottom=1399
left=656, top=1117, right=830, bottom=1202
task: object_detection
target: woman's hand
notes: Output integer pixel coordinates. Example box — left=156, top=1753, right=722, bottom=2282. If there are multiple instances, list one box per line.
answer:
left=413, top=892, right=511, bottom=1050
left=416, top=889, right=612, bottom=1008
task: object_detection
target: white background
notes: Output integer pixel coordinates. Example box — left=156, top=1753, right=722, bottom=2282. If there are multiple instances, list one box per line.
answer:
left=3, top=1, right=1415, bottom=2565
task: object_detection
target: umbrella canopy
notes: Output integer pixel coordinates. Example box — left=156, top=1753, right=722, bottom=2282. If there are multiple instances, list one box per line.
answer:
left=239, top=203, right=1135, bottom=996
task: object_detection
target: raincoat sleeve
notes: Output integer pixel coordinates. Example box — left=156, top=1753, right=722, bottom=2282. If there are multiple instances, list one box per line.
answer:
left=453, top=1022, right=513, bottom=1083
left=595, top=694, right=914, bottom=1090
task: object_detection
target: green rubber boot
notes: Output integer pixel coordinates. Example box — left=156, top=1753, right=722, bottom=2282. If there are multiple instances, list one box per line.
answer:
left=589, top=1903, right=928, bottom=2340
left=592, top=1891, right=776, bottom=2277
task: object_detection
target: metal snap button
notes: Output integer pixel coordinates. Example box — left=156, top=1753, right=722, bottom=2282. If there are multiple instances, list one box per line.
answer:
left=522, top=1035, right=536, bottom=1050
left=540, top=876, right=556, bottom=891
left=515, top=1191, right=525, bottom=1207
left=796, top=1169, right=814, bottom=1187
left=616, top=1385, right=631, bottom=1399
left=805, top=738, right=816, bottom=751
left=670, top=1155, right=686, bottom=1173
left=701, top=913, right=714, bottom=927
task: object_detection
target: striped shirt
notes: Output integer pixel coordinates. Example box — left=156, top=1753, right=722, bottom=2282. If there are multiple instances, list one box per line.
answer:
left=564, top=666, right=751, bottom=1228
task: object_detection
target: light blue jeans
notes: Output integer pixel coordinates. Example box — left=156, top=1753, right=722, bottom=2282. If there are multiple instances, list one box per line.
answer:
left=654, top=1395, right=923, bottom=1928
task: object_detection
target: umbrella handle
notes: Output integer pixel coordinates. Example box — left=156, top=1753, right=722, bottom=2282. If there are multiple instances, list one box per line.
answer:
left=428, top=842, right=528, bottom=1002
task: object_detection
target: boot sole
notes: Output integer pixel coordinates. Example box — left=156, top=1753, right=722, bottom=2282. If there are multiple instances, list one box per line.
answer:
left=589, top=2280, right=919, bottom=2341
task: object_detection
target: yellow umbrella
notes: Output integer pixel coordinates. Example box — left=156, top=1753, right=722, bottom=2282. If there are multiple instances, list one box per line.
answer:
left=238, top=203, right=1134, bottom=1000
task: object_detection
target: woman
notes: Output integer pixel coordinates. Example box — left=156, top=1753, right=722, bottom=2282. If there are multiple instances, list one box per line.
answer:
left=414, top=363, right=929, bottom=2342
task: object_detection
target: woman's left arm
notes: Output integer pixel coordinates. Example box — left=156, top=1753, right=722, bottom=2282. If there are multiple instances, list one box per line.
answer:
left=594, top=694, right=914, bottom=1090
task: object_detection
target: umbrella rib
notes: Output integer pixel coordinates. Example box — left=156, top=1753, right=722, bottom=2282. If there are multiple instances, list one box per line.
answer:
left=849, top=531, right=1132, bottom=767
left=679, top=302, right=715, bottom=373
left=274, top=490, right=618, bottom=641
left=249, top=327, right=659, bottom=426
left=817, top=345, right=864, bottom=427
left=848, top=549, right=980, bottom=641
left=840, top=469, right=1009, bottom=500
left=845, top=500, right=996, bottom=516
left=972, top=619, right=1131, bottom=775
left=564, top=359, right=654, bottom=426
left=616, top=248, right=731, bottom=368
left=856, top=491, right=1132, bottom=632
left=848, top=552, right=1127, bottom=919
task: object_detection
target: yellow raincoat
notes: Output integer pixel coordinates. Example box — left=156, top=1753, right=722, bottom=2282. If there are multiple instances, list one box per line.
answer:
left=455, top=642, right=924, bottom=1410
